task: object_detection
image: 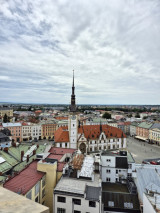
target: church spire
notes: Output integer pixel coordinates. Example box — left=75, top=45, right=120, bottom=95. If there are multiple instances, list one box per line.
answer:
left=70, top=70, right=76, bottom=112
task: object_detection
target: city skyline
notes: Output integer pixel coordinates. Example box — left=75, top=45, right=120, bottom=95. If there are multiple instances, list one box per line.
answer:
left=0, top=0, right=160, bottom=105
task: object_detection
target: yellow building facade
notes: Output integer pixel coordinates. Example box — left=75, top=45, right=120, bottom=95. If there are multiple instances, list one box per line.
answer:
left=37, top=160, right=63, bottom=213
left=25, top=175, right=46, bottom=205
left=0, top=108, right=13, bottom=120
left=149, top=128, right=160, bottom=145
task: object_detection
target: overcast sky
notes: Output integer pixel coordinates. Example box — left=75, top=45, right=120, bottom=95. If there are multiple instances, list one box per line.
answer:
left=0, top=0, right=160, bottom=105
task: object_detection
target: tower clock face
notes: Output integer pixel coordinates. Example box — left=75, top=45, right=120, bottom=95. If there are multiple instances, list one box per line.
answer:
left=72, top=115, right=76, bottom=120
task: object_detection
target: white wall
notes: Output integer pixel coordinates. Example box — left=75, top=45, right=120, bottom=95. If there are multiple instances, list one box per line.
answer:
left=54, top=194, right=101, bottom=213
left=143, top=193, right=156, bottom=213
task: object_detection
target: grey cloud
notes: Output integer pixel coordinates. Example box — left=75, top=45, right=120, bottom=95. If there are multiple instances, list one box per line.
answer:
left=0, top=0, right=160, bottom=104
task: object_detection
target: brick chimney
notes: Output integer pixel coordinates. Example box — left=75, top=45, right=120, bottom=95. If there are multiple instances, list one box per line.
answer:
left=27, top=155, right=29, bottom=162
left=21, top=151, right=24, bottom=161
left=33, top=149, right=36, bottom=155
left=4, top=147, right=8, bottom=153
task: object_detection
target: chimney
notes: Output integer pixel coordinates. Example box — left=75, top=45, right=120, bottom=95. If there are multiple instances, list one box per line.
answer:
left=21, top=151, right=24, bottom=161
left=27, top=155, right=29, bottom=162
left=4, top=147, right=8, bottom=153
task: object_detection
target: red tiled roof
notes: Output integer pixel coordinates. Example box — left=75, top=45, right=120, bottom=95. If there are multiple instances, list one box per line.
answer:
left=4, top=161, right=45, bottom=195
left=47, top=154, right=63, bottom=161
left=54, top=117, right=68, bottom=120
left=54, top=124, right=126, bottom=143
left=57, top=162, right=66, bottom=172
left=124, top=122, right=131, bottom=125
left=78, top=125, right=126, bottom=139
left=54, top=126, right=69, bottom=143
left=49, top=147, right=76, bottom=155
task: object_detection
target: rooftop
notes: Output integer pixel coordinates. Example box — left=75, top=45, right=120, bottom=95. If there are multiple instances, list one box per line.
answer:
left=134, top=165, right=160, bottom=203
left=49, top=147, right=75, bottom=155
left=2, top=123, right=21, bottom=127
left=102, top=182, right=129, bottom=193
left=85, top=185, right=101, bottom=201
left=54, top=173, right=101, bottom=195
left=0, top=187, right=49, bottom=213
left=138, top=122, right=153, bottom=129
left=4, top=160, right=45, bottom=195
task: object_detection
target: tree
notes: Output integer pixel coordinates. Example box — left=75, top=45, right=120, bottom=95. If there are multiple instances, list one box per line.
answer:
left=102, top=112, right=111, bottom=119
left=3, top=114, right=9, bottom=123
left=135, top=113, right=140, bottom=118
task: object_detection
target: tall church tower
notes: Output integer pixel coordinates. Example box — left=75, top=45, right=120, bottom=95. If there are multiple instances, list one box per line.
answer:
left=68, top=70, right=78, bottom=149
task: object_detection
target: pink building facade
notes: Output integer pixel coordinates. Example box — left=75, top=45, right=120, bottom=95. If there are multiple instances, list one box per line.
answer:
left=2, top=123, right=22, bottom=142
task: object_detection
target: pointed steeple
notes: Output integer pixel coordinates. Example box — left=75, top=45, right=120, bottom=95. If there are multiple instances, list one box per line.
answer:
left=100, top=120, right=102, bottom=132
left=70, top=70, right=76, bottom=112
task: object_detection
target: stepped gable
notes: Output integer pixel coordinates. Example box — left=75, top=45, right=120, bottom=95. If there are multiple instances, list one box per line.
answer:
left=54, top=126, right=69, bottom=143
left=78, top=125, right=126, bottom=139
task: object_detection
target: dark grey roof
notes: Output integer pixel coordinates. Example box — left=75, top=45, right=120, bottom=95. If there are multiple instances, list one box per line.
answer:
left=0, top=132, right=7, bottom=139
left=116, top=157, right=128, bottom=169
left=150, top=123, right=160, bottom=130
left=102, top=191, right=140, bottom=211
left=85, top=185, right=101, bottom=201
left=0, top=132, right=10, bottom=143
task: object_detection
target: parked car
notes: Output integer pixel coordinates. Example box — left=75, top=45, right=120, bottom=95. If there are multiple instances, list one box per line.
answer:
left=150, top=161, right=157, bottom=165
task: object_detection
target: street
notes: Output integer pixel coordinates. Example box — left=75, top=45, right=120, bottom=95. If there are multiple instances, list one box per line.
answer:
left=127, top=136, right=160, bottom=163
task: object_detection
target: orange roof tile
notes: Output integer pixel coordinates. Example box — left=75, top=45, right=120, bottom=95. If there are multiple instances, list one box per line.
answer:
left=78, top=125, right=126, bottom=139
left=54, top=116, right=68, bottom=120
left=54, top=126, right=69, bottom=143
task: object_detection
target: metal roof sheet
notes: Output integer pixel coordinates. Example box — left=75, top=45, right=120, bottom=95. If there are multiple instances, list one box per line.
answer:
left=86, top=185, right=101, bottom=201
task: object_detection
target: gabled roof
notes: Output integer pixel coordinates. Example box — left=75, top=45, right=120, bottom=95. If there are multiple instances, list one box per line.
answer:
left=4, top=160, right=45, bottom=195
left=54, top=126, right=69, bottom=143
left=150, top=123, right=160, bottom=130
left=138, top=122, right=153, bottom=129
left=78, top=125, right=126, bottom=139
left=49, top=147, right=75, bottom=155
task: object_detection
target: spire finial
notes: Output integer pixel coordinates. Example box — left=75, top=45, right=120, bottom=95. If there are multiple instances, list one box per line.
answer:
left=70, top=69, right=76, bottom=112
left=73, top=70, right=74, bottom=87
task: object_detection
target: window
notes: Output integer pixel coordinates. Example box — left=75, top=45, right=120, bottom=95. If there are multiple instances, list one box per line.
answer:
left=106, top=159, right=111, bottom=162
left=106, top=178, right=111, bottom=182
left=127, top=173, right=132, bottom=178
left=99, top=146, right=101, bottom=150
left=35, top=196, right=39, bottom=203
left=119, top=170, right=121, bottom=172
left=90, top=147, right=92, bottom=152
left=124, top=202, right=133, bottom=209
left=74, top=211, right=81, bottom=213
left=42, top=177, right=45, bottom=187
left=89, top=201, right=96, bottom=207
left=26, top=191, right=32, bottom=200
left=60, top=143, right=62, bottom=148
left=65, top=143, right=67, bottom=148
left=108, top=201, right=114, bottom=207
left=42, top=188, right=45, bottom=198
left=73, top=198, right=81, bottom=205
left=106, top=169, right=110, bottom=173
left=90, top=141, right=92, bottom=144
left=35, top=182, right=40, bottom=195
left=57, top=208, right=66, bottom=213
left=57, top=196, right=66, bottom=203
left=128, top=164, right=132, bottom=169
left=116, top=170, right=118, bottom=174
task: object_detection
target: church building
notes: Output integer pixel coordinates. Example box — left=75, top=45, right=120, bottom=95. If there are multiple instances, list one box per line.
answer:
left=54, top=71, right=127, bottom=153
